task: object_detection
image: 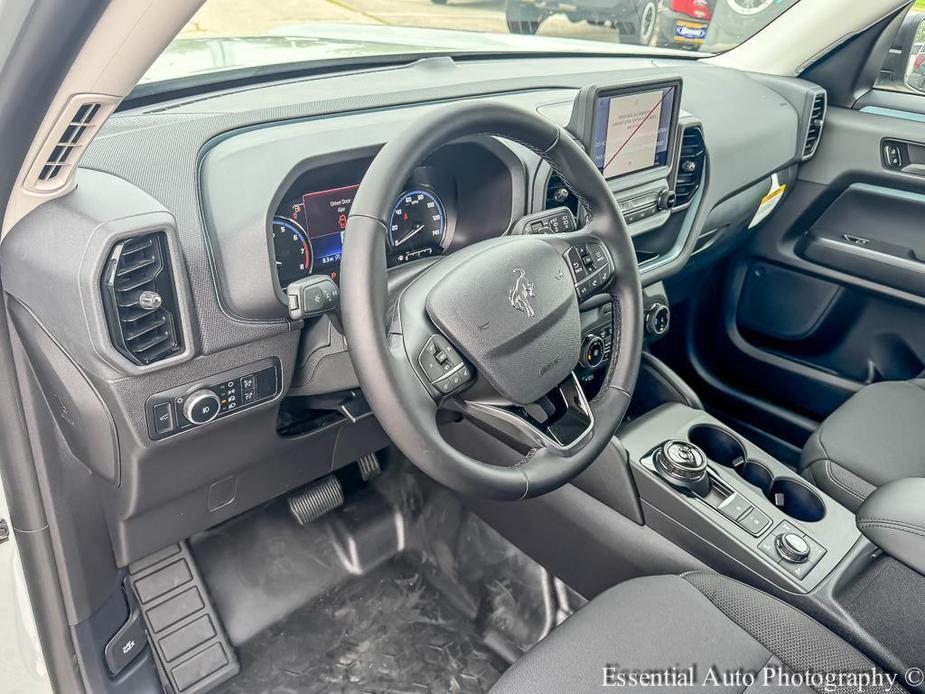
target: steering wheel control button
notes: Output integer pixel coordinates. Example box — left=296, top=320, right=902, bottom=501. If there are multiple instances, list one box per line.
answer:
left=566, top=241, right=613, bottom=300
left=736, top=507, right=772, bottom=536
left=776, top=532, right=811, bottom=563
left=184, top=390, right=222, bottom=425
left=286, top=275, right=339, bottom=320
left=419, top=335, right=472, bottom=396
left=512, top=207, right=577, bottom=236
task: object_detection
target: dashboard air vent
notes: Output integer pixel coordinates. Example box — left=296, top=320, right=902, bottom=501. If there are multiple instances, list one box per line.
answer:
left=802, top=91, right=826, bottom=159
left=675, top=126, right=705, bottom=207
left=545, top=173, right=579, bottom=215
left=100, top=232, right=183, bottom=366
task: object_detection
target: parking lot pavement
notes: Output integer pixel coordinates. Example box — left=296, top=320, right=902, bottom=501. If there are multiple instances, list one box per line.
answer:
left=181, top=0, right=623, bottom=44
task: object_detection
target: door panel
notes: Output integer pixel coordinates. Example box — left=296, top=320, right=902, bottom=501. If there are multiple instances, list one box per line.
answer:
left=681, top=101, right=925, bottom=459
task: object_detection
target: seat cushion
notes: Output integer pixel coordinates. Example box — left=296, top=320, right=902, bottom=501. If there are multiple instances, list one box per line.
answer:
left=490, top=572, right=902, bottom=694
left=800, top=380, right=925, bottom=511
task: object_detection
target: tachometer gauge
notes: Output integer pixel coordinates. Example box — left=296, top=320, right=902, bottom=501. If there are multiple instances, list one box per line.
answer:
left=271, top=216, right=312, bottom=288
left=388, top=189, right=446, bottom=262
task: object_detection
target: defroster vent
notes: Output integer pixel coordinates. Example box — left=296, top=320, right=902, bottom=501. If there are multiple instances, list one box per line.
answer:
left=100, top=232, right=182, bottom=366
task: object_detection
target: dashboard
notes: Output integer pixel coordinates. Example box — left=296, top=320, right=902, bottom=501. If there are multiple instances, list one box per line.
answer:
left=0, top=54, right=826, bottom=566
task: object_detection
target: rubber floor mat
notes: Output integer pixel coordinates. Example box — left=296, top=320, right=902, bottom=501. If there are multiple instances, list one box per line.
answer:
left=215, top=554, right=506, bottom=694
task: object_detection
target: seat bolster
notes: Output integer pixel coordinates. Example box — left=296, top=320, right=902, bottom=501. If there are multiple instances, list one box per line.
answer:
left=803, top=459, right=876, bottom=513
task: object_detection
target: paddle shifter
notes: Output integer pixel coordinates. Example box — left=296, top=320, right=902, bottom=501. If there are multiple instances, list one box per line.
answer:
left=652, top=440, right=711, bottom=496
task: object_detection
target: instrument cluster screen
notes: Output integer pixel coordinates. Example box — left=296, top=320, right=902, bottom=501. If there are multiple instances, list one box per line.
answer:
left=302, top=184, right=358, bottom=273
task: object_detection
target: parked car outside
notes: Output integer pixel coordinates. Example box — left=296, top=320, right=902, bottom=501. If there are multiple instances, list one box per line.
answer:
left=504, top=0, right=715, bottom=49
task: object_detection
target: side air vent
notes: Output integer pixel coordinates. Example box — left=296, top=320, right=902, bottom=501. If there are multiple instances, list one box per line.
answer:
left=802, top=91, right=827, bottom=159
left=545, top=173, right=579, bottom=215
left=675, top=126, right=706, bottom=207
left=26, top=94, right=117, bottom=193
left=100, top=233, right=183, bottom=366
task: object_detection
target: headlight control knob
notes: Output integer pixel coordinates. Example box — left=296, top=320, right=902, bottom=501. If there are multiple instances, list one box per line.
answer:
left=183, top=389, right=221, bottom=425
left=775, top=532, right=810, bottom=563
left=579, top=335, right=606, bottom=369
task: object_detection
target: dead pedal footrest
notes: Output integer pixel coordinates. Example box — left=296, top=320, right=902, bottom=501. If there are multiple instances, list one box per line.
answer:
left=128, top=542, right=239, bottom=693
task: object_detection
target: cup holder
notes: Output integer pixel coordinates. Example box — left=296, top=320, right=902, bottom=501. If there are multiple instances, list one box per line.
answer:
left=768, top=479, right=826, bottom=523
left=688, top=425, right=746, bottom=468
left=739, top=461, right=773, bottom=495
left=687, top=425, right=826, bottom=522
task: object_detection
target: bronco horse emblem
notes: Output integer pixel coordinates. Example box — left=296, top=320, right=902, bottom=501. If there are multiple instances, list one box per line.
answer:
left=509, top=268, right=536, bottom=318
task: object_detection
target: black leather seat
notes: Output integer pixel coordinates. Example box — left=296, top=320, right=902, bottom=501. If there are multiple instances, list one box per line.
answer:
left=800, top=380, right=925, bottom=512
left=490, top=572, right=902, bottom=693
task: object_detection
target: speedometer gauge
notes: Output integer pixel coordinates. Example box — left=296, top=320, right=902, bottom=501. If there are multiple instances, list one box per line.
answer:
left=389, top=189, right=446, bottom=263
left=271, top=216, right=312, bottom=288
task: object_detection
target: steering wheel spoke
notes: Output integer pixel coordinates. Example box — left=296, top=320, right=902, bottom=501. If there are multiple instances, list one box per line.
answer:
left=453, top=373, right=594, bottom=453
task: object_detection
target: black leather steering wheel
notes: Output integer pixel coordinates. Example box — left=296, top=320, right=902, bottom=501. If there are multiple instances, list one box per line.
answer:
left=341, top=102, right=643, bottom=500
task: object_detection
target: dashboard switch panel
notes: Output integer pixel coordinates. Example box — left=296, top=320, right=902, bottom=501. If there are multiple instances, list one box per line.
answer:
left=146, top=358, right=281, bottom=440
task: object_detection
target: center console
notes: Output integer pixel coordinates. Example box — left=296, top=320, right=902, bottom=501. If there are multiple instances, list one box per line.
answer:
left=621, top=403, right=861, bottom=593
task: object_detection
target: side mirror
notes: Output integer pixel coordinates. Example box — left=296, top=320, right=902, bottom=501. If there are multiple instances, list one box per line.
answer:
left=880, top=10, right=925, bottom=94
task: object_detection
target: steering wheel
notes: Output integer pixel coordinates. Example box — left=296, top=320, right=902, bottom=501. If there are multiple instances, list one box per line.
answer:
left=341, top=102, right=643, bottom=500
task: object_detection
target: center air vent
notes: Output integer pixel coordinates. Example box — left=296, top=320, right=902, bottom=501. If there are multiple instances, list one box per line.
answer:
left=675, top=126, right=705, bottom=206
left=100, top=232, right=182, bottom=366
left=802, top=91, right=826, bottom=159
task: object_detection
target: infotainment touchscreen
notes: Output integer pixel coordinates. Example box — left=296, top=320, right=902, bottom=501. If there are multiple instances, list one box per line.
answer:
left=589, top=85, right=677, bottom=179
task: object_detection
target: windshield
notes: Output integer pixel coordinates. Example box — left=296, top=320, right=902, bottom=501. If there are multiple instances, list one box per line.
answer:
left=142, top=0, right=801, bottom=86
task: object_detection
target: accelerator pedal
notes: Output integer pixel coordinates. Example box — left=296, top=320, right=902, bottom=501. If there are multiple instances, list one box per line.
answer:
left=288, top=474, right=344, bottom=526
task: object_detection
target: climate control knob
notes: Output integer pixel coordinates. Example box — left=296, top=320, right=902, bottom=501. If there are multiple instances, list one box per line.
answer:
left=183, top=389, right=221, bottom=425
left=775, top=532, right=810, bottom=563
left=579, top=335, right=606, bottom=369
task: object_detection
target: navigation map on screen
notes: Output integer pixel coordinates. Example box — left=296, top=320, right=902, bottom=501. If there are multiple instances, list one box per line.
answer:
left=590, top=85, right=676, bottom=179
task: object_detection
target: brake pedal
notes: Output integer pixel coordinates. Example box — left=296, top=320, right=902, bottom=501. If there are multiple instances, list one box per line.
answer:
left=288, top=474, right=344, bottom=525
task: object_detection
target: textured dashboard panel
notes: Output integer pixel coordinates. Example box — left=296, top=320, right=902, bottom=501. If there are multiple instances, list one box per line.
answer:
left=81, top=58, right=805, bottom=356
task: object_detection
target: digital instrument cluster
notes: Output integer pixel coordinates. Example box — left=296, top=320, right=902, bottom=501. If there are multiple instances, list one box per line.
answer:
left=272, top=182, right=448, bottom=287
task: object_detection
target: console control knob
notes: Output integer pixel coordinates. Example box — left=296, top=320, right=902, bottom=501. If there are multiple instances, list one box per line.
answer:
left=653, top=440, right=710, bottom=495
left=775, top=532, right=810, bottom=563
left=645, top=303, right=670, bottom=337
left=183, top=389, right=221, bottom=425
left=579, top=335, right=606, bottom=369
left=657, top=188, right=677, bottom=211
